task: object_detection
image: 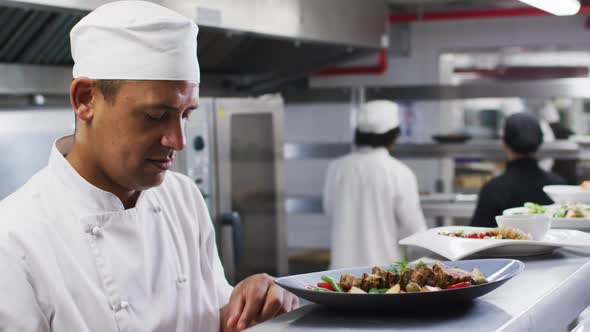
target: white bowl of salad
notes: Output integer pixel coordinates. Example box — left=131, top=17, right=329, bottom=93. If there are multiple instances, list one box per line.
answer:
left=503, top=202, right=550, bottom=217
left=495, top=214, right=551, bottom=241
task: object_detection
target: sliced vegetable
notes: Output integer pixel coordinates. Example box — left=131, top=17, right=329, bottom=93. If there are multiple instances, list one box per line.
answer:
left=447, top=281, right=472, bottom=289
left=386, top=284, right=401, bottom=294
left=470, top=268, right=487, bottom=285
left=405, top=282, right=421, bottom=293
left=368, top=288, right=390, bottom=294
left=321, top=275, right=343, bottom=292
left=422, top=285, right=441, bottom=292
left=317, top=281, right=334, bottom=291
left=348, top=286, right=366, bottom=294
left=305, top=285, right=332, bottom=292
left=524, top=202, right=546, bottom=214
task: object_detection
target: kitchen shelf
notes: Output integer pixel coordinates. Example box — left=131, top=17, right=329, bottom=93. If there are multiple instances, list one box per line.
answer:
left=285, top=139, right=583, bottom=160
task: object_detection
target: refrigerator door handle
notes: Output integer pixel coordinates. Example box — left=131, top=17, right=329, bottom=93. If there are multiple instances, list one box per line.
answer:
left=220, top=211, right=242, bottom=277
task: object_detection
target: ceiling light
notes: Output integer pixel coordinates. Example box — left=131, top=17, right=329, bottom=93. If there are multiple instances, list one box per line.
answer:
left=518, top=0, right=581, bottom=16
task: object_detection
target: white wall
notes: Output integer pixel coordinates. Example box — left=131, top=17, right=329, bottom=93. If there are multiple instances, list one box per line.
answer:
left=284, top=103, right=352, bottom=249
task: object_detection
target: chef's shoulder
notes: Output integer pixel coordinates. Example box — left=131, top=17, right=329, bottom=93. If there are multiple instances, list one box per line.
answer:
left=326, top=153, right=358, bottom=172
left=388, top=158, right=417, bottom=180
left=0, top=171, right=48, bottom=254
left=0, top=170, right=47, bottom=228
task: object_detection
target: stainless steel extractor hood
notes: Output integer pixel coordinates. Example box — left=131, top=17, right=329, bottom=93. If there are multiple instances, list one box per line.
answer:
left=0, top=0, right=388, bottom=95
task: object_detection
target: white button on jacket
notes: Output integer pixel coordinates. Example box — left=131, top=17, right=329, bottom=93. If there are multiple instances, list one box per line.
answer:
left=0, top=136, right=233, bottom=331
left=323, top=147, right=428, bottom=269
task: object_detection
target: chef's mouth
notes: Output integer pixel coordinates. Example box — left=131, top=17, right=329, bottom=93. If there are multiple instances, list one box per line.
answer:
left=146, top=158, right=174, bottom=171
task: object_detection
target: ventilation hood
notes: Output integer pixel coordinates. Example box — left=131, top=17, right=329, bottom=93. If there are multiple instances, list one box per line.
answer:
left=0, top=0, right=387, bottom=96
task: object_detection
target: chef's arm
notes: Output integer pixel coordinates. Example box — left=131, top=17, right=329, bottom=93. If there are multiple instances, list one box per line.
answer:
left=395, top=173, right=428, bottom=237
left=0, top=245, right=50, bottom=331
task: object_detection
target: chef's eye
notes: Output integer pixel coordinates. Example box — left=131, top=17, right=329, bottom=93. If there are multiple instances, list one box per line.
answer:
left=145, top=111, right=165, bottom=120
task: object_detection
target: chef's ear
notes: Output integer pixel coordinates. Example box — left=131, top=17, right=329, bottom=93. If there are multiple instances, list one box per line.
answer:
left=70, top=77, right=95, bottom=123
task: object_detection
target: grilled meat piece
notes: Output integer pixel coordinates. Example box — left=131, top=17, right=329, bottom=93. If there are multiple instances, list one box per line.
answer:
left=372, top=266, right=388, bottom=277
left=433, top=262, right=473, bottom=288
left=339, top=273, right=361, bottom=291
left=409, top=269, right=428, bottom=286
left=372, top=266, right=399, bottom=287
left=360, top=273, right=384, bottom=291
left=399, top=269, right=414, bottom=288
left=416, top=265, right=437, bottom=286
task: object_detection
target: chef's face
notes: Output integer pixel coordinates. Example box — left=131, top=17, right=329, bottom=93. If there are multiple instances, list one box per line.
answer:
left=89, top=80, right=198, bottom=190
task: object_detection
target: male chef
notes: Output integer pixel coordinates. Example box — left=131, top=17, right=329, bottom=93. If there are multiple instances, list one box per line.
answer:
left=0, top=1, right=297, bottom=331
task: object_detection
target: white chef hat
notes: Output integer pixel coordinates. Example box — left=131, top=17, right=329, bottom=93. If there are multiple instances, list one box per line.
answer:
left=357, top=100, right=400, bottom=134
left=70, top=1, right=200, bottom=82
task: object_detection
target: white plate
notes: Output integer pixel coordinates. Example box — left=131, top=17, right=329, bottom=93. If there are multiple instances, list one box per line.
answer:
left=571, top=135, right=590, bottom=145
left=275, top=259, right=524, bottom=309
left=543, top=185, right=590, bottom=204
left=503, top=206, right=590, bottom=231
left=399, top=226, right=590, bottom=261
left=552, top=218, right=590, bottom=231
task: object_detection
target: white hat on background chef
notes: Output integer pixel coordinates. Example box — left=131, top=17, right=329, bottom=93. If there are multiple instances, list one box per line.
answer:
left=70, top=0, right=200, bottom=82
left=357, top=100, right=400, bottom=134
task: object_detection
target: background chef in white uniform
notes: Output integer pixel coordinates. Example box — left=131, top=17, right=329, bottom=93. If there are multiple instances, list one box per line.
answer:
left=323, top=100, right=427, bottom=269
left=0, top=1, right=297, bottom=331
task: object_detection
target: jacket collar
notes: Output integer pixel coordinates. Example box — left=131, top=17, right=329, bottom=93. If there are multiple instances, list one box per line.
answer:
left=48, top=135, right=129, bottom=213
left=353, top=146, right=390, bottom=155
left=506, top=157, right=540, bottom=171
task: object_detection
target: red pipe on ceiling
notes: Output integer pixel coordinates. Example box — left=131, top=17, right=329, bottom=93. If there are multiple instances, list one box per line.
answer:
left=316, top=5, right=590, bottom=77
left=389, top=5, right=590, bottom=24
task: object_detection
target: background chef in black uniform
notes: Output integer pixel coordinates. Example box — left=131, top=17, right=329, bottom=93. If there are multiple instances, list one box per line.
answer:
left=471, top=112, right=565, bottom=227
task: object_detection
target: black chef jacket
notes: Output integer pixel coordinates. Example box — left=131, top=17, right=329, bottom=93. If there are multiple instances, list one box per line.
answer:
left=471, top=158, right=565, bottom=228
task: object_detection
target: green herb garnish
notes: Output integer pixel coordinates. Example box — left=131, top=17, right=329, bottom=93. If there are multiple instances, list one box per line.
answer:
left=415, top=261, right=427, bottom=269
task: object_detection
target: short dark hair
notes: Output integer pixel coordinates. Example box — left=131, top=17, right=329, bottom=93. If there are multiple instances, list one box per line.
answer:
left=503, top=112, right=543, bottom=155
left=74, top=79, right=122, bottom=132
left=95, top=79, right=122, bottom=104
left=354, top=127, right=401, bottom=148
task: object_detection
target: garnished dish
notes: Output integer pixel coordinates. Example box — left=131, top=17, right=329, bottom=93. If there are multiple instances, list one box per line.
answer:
left=275, top=258, right=524, bottom=308
left=306, top=261, right=487, bottom=294
left=522, top=202, right=547, bottom=214
left=508, top=202, right=590, bottom=219
left=438, top=227, right=532, bottom=240
left=553, top=202, right=590, bottom=218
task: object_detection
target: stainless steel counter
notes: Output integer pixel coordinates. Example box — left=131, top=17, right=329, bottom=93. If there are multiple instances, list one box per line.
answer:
left=250, top=248, right=590, bottom=332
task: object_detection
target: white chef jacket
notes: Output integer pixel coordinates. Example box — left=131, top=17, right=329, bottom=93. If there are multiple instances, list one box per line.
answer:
left=323, top=147, right=427, bottom=269
left=0, top=135, right=232, bottom=332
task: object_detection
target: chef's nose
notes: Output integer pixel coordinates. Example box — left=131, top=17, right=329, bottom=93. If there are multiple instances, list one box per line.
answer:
left=161, top=118, right=186, bottom=151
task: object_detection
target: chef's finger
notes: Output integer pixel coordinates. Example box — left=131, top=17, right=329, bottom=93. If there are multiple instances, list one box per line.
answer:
left=225, top=295, right=245, bottom=329
left=291, top=295, right=300, bottom=311
left=259, top=284, right=284, bottom=321
left=237, top=286, right=267, bottom=330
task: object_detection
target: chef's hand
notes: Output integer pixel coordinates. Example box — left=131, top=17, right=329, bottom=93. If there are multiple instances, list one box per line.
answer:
left=221, top=273, right=299, bottom=331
